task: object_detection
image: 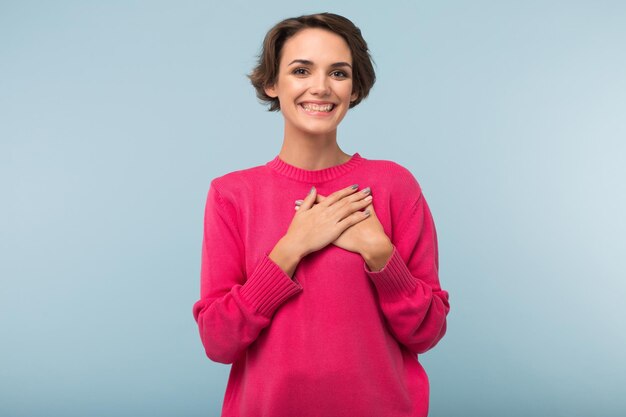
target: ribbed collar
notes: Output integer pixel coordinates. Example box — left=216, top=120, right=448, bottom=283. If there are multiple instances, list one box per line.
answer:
left=266, top=152, right=364, bottom=183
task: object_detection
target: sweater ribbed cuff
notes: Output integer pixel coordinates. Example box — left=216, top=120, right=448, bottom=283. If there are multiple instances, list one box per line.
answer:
left=364, top=245, right=419, bottom=299
left=239, top=253, right=302, bottom=317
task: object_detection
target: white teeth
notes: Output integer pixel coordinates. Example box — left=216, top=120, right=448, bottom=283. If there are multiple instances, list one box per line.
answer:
left=301, top=103, right=334, bottom=112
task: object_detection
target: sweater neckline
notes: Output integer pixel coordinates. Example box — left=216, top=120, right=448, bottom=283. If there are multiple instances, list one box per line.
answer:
left=266, top=152, right=364, bottom=183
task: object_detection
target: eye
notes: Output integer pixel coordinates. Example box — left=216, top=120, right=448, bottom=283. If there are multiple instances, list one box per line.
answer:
left=331, top=70, right=349, bottom=78
left=292, top=67, right=309, bottom=76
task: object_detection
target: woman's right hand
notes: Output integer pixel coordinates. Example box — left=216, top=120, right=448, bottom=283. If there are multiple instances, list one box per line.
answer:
left=269, top=184, right=372, bottom=277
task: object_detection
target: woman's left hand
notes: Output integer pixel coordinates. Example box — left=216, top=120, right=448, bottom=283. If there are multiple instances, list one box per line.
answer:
left=295, top=190, right=394, bottom=268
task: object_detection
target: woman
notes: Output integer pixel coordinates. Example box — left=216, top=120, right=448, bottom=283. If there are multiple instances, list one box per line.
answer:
left=192, top=12, right=450, bottom=417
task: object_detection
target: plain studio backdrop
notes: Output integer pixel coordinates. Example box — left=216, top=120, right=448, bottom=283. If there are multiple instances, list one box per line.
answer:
left=2, top=1, right=625, bottom=416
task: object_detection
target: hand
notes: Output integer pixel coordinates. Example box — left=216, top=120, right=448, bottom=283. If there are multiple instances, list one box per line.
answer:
left=283, top=184, right=373, bottom=258
left=295, top=187, right=391, bottom=260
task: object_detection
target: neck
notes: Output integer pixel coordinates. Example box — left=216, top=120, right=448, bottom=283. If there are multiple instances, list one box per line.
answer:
left=278, top=125, right=350, bottom=170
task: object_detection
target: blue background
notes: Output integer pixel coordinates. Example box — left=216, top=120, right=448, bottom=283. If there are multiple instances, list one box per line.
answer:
left=2, top=1, right=625, bottom=416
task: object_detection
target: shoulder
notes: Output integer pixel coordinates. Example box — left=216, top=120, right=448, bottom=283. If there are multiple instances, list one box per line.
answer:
left=362, top=157, right=423, bottom=200
left=202, top=163, right=267, bottom=225
left=207, top=163, right=267, bottom=201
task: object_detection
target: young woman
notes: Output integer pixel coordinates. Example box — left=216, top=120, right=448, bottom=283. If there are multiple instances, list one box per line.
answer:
left=193, top=12, right=450, bottom=417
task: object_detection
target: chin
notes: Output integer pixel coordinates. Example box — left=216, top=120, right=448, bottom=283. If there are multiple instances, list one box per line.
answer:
left=301, top=123, right=341, bottom=136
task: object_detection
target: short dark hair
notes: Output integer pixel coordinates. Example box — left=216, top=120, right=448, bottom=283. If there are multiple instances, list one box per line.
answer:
left=248, top=12, right=376, bottom=112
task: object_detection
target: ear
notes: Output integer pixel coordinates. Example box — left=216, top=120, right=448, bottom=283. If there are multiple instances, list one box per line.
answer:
left=265, top=83, right=278, bottom=98
left=350, top=91, right=358, bottom=103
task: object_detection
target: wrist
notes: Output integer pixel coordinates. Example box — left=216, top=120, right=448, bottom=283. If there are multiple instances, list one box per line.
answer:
left=269, top=237, right=304, bottom=278
left=277, top=235, right=307, bottom=261
left=361, top=238, right=394, bottom=272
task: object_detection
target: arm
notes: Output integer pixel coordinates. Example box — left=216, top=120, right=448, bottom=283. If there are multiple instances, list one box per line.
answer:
left=192, top=182, right=302, bottom=364
left=363, top=192, right=450, bottom=354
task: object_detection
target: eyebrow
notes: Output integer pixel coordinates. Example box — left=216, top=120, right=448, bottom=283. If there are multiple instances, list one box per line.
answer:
left=287, top=59, right=352, bottom=69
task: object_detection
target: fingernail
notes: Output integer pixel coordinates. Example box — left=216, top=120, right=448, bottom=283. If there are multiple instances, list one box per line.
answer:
left=362, top=187, right=371, bottom=194
left=351, top=184, right=359, bottom=190
left=295, top=200, right=304, bottom=205
left=364, top=209, right=370, bottom=216
left=309, top=186, right=315, bottom=194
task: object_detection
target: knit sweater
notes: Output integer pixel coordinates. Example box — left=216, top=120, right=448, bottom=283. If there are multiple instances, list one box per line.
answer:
left=192, top=152, right=450, bottom=417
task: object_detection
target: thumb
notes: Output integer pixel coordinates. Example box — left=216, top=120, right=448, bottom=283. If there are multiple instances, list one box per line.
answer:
left=300, top=186, right=317, bottom=210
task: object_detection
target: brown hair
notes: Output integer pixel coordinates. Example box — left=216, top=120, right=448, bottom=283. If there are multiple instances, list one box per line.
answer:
left=249, top=12, right=376, bottom=112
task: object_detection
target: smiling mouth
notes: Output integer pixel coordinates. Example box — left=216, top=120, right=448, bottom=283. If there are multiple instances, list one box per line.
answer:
left=299, top=103, right=335, bottom=113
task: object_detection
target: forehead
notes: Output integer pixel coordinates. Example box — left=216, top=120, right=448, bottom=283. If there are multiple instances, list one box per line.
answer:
left=280, top=27, right=352, bottom=65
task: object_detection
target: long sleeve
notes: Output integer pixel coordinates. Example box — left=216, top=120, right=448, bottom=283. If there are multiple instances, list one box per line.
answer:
left=192, top=181, right=302, bottom=364
left=364, top=191, right=450, bottom=354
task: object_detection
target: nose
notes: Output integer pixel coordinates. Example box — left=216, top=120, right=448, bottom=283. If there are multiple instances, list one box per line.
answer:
left=309, top=74, right=331, bottom=96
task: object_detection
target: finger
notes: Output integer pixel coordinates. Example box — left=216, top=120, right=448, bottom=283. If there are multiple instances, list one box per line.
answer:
left=364, top=200, right=379, bottom=218
left=295, top=192, right=324, bottom=209
left=342, top=195, right=373, bottom=216
left=299, top=186, right=317, bottom=210
left=321, top=184, right=359, bottom=207
left=340, top=186, right=372, bottom=206
left=337, top=205, right=371, bottom=229
left=328, top=185, right=371, bottom=213
left=336, top=193, right=372, bottom=220
left=315, top=193, right=327, bottom=203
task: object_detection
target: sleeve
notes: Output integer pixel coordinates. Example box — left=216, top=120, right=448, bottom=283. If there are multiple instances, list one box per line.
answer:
left=192, top=181, right=303, bottom=364
left=363, top=191, right=450, bottom=355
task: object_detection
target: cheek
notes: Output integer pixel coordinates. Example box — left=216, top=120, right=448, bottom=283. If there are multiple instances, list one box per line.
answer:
left=282, top=79, right=308, bottom=96
left=338, top=82, right=355, bottom=100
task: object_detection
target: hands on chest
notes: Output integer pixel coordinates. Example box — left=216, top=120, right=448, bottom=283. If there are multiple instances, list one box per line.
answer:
left=274, top=184, right=394, bottom=274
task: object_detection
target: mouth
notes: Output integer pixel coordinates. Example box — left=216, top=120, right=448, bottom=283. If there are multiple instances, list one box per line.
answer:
left=298, top=102, right=336, bottom=115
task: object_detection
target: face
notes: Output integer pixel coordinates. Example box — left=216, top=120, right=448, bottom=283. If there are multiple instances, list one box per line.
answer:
left=264, top=28, right=358, bottom=138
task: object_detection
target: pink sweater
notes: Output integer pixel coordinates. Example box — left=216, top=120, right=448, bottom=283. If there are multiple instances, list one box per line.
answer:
left=192, top=152, right=450, bottom=417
